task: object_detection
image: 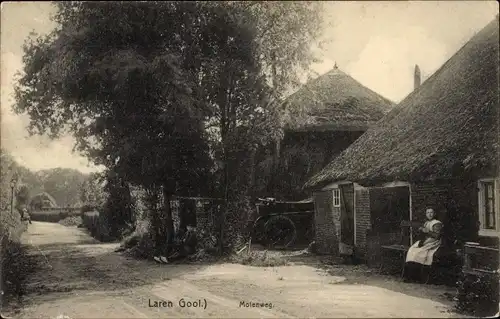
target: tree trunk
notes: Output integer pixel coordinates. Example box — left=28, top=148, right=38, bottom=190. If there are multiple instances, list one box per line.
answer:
left=249, top=147, right=257, bottom=200
left=220, top=156, right=229, bottom=256
left=274, top=138, right=281, bottom=198
left=123, top=183, right=133, bottom=226
left=269, top=53, right=281, bottom=199
left=268, top=138, right=281, bottom=199
left=162, top=184, right=175, bottom=253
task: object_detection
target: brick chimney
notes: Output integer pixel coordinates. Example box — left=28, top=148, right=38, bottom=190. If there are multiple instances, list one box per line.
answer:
left=414, top=64, right=421, bottom=90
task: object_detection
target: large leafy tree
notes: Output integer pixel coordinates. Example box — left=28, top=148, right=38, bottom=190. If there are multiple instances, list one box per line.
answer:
left=14, top=1, right=267, bottom=246
left=80, top=172, right=106, bottom=208
left=36, top=168, right=88, bottom=206
left=204, top=1, right=326, bottom=198
left=249, top=1, right=325, bottom=198
left=14, top=1, right=325, bottom=249
left=15, top=1, right=209, bottom=240
left=0, top=150, right=39, bottom=213
left=1, top=151, right=21, bottom=212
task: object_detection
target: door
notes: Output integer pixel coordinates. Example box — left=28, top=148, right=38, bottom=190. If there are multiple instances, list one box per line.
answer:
left=339, top=184, right=355, bottom=248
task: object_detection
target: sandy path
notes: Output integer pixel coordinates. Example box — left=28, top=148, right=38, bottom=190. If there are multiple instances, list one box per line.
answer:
left=3, top=222, right=462, bottom=318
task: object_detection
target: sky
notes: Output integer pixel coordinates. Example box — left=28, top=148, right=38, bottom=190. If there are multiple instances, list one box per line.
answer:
left=1, top=1, right=498, bottom=174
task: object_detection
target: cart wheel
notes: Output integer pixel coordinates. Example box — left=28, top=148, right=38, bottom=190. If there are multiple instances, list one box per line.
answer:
left=252, top=217, right=268, bottom=245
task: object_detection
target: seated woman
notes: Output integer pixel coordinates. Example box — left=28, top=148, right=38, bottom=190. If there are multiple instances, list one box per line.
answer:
left=404, top=208, right=443, bottom=283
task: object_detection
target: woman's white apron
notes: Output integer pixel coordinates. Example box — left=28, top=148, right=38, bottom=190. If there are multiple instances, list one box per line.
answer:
left=405, top=219, right=442, bottom=266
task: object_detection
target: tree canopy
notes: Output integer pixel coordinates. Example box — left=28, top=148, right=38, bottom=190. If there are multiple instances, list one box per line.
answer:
left=14, top=1, right=326, bottom=245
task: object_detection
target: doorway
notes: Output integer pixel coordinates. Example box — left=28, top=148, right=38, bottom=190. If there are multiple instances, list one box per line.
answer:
left=369, top=186, right=410, bottom=244
left=339, top=184, right=355, bottom=250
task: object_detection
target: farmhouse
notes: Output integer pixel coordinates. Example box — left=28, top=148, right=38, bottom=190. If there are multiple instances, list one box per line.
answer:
left=262, top=64, right=394, bottom=201
left=305, top=17, right=499, bottom=258
left=29, top=192, right=58, bottom=209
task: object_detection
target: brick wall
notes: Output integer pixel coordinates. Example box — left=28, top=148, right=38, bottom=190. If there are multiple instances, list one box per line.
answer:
left=355, top=188, right=371, bottom=258
left=410, top=182, right=449, bottom=221
left=360, top=179, right=497, bottom=265
left=313, top=190, right=340, bottom=255
left=314, top=186, right=371, bottom=257
left=410, top=180, right=481, bottom=246
left=195, top=200, right=223, bottom=235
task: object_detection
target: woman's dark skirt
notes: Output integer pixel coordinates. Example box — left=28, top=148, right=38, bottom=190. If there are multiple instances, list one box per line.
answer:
left=404, top=262, right=431, bottom=283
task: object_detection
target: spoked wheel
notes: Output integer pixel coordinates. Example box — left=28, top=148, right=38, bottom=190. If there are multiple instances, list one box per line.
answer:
left=252, top=217, right=268, bottom=245
left=264, top=215, right=297, bottom=249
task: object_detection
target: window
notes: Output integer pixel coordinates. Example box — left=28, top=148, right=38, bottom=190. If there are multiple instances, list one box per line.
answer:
left=478, top=179, right=498, bottom=232
left=333, top=189, right=340, bottom=207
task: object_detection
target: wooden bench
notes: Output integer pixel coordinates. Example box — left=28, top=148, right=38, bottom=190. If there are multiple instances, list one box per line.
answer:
left=379, top=220, right=462, bottom=284
left=379, top=220, right=414, bottom=277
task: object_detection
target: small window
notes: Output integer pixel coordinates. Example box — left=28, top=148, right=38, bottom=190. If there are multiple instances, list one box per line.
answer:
left=333, top=189, right=341, bottom=207
left=478, top=179, right=497, bottom=231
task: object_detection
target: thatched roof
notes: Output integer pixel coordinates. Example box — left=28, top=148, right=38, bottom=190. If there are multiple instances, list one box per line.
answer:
left=305, top=17, right=499, bottom=189
left=282, top=66, right=394, bottom=132
left=30, top=192, right=58, bottom=207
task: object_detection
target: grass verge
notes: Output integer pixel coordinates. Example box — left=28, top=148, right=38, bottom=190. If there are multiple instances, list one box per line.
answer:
left=229, top=250, right=290, bottom=267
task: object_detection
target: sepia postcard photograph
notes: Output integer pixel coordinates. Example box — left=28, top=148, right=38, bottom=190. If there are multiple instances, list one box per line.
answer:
left=1, top=1, right=499, bottom=318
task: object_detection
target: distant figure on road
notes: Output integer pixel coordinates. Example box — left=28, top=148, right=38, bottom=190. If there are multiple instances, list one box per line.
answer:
left=19, top=207, right=32, bottom=224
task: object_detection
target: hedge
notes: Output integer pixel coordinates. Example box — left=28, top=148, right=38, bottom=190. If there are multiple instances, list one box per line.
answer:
left=82, top=210, right=113, bottom=242
left=29, top=209, right=81, bottom=223
left=1, top=210, right=28, bottom=307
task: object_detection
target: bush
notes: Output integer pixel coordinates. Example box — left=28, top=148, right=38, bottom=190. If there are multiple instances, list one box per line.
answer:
left=59, top=216, right=83, bottom=227
left=119, top=219, right=156, bottom=259
left=456, top=271, right=499, bottom=317
left=1, top=210, right=29, bottom=304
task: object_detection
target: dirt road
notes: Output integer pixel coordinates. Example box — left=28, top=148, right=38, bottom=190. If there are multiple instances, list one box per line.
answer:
left=3, top=222, right=462, bottom=318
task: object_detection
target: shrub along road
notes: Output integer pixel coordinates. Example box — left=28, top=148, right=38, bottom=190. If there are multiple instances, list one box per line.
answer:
left=3, top=222, right=461, bottom=318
